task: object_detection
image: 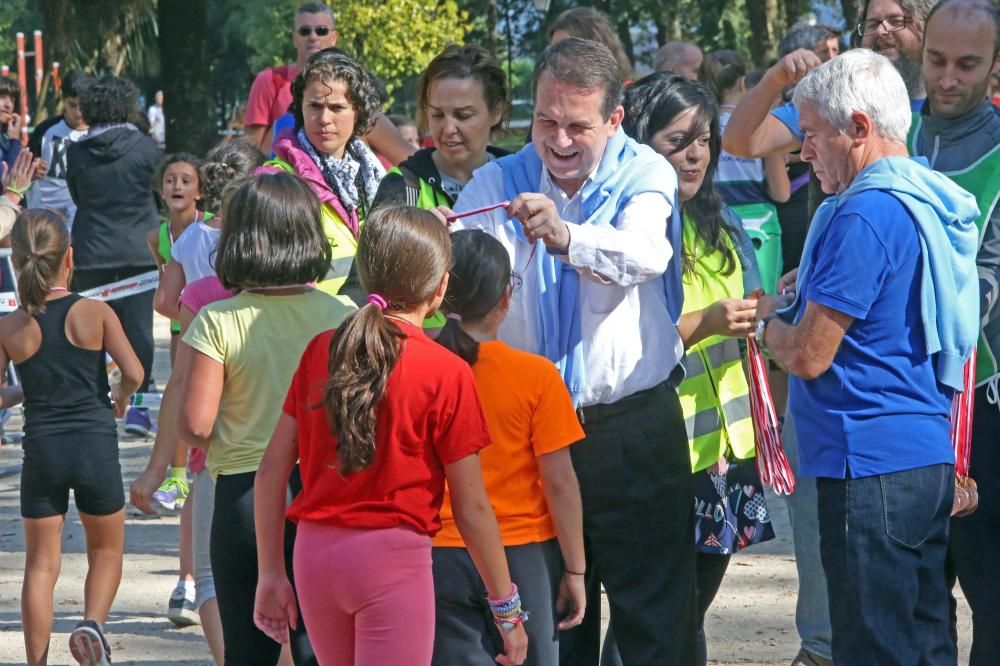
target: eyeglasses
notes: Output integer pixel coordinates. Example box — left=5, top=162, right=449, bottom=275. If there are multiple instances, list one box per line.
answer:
left=509, top=272, right=523, bottom=295
left=297, top=25, right=332, bottom=37
left=856, top=15, right=912, bottom=37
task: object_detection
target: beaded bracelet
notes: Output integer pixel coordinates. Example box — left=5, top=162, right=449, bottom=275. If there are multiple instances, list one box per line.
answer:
left=487, top=583, right=519, bottom=608
left=487, top=583, right=530, bottom=630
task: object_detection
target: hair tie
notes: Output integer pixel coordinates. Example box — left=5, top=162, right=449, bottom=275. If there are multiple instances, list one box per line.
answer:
left=446, top=312, right=462, bottom=322
left=367, top=293, right=388, bottom=311
left=29, top=251, right=41, bottom=259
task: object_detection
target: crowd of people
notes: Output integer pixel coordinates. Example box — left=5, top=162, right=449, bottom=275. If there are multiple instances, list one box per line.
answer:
left=0, top=0, right=997, bottom=664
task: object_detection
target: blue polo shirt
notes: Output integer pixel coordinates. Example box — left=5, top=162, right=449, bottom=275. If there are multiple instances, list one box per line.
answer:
left=788, top=189, right=953, bottom=479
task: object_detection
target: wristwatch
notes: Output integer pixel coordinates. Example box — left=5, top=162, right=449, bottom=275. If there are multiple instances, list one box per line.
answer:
left=755, top=315, right=776, bottom=352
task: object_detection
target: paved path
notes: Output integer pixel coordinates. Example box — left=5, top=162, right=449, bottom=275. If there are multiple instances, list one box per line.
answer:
left=0, top=317, right=973, bottom=664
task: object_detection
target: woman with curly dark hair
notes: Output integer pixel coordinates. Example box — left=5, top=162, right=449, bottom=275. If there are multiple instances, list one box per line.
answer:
left=259, top=48, right=385, bottom=297
left=67, top=75, right=162, bottom=437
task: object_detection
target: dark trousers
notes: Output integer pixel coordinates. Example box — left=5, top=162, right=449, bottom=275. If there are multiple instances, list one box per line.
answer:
left=558, top=384, right=698, bottom=666
left=72, top=267, right=156, bottom=392
left=432, top=539, right=562, bottom=666
left=947, top=387, right=1000, bottom=665
left=211, top=471, right=316, bottom=666
left=602, top=552, right=730, bottom=666
left=818, top=463, right=955, bottom=666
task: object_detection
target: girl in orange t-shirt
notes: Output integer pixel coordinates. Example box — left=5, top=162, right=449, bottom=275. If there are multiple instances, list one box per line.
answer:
left=252, top=207, right=527, bottom=666
left=433, top=229, right=587, bottom=666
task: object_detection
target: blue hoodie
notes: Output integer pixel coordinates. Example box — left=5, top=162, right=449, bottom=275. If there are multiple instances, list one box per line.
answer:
left=781, top=156, right=980, bottom=391
left=495, top=130, right=684, bottom=404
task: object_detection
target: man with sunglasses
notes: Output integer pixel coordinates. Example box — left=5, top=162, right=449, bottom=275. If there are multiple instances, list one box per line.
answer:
left=243, top=2, right=338, bottom=151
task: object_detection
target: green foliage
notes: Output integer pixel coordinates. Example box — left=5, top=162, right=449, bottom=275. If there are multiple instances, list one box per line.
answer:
left=0, top=0, right=42, bottom=71
left=220, top=2, right=297, bottom=74
left=337, top=0, right=469, bottom=94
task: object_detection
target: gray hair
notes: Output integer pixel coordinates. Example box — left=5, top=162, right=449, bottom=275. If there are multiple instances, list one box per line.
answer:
left=793, top=48, right=911, bottom=143
left=297, top=2, right=335, bottom=23
left=779, top=23, right=835, bottom=57
left=653, top=41, right=702, bottom=73
left=858, top=0, right=940, bottom=28
left=533, top=37, right=623, bottom=119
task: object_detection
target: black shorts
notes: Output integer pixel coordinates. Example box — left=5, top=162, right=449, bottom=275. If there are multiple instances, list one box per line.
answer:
left=20, top=432, right=124, bottom=518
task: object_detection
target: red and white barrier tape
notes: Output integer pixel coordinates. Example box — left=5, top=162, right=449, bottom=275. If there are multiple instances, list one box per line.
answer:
left=747, top=337, right=796, bottom=495
left=0, top=270, right=159, bottom=314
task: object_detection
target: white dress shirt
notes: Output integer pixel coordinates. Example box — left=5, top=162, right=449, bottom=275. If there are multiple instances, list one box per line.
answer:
left=453, top=157, right=684, bottom=407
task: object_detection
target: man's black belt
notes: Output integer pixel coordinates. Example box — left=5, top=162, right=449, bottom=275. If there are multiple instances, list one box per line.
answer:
left=575, top=370, right=679, bottom=426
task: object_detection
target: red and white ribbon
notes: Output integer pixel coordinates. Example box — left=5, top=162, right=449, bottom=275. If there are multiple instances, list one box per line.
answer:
left=0, top=270, right=159, bottom=314
left=950, top=350, right=976, bottom=479
left=747, top=337, right=796, bottom=495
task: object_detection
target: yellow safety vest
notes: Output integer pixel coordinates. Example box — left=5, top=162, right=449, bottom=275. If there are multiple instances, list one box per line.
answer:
left=678, top=216, right=756, bottom=472
left=265, top=158, right=359, bottom=297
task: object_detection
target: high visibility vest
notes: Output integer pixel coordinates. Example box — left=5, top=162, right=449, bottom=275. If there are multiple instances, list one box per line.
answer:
left=389, top=166, right=451, bottom=209
left=909, top=115, right=1000, bottom=385
left=678, top=216, right=756, bottom=472
left=265, top=158, right=358, bottom=296
left=387, top=165, right=449, bottom=330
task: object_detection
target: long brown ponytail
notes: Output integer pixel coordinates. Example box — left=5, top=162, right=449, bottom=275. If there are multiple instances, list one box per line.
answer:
left=323, top=205, right=451, bottom=473
left=10, top=209, right=71, bottom=315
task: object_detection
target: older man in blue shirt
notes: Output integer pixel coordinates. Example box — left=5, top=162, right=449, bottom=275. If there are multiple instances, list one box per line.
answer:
left=755, top=49, right=980, bottom=665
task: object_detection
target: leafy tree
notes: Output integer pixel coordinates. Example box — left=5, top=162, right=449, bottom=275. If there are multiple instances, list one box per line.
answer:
left=337, top=0, right=469, bottom=95
left=36, top=0, right=158, bottom=77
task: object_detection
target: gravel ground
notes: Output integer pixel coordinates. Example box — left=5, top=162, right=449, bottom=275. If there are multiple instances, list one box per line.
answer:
left=0, top=317, right=973, bottom=665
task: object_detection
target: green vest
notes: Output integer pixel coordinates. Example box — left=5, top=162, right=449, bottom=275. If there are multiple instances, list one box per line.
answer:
left=730, top=201, right=782, bottom=294
left=909, top=114, right=1000, bottom=384
left=677, top=216, right=756, bottom=472
left=266, top=158, right=358, bottom=296
left=388, top=165, right=449, bottom=330
left=388, top=166, right=451, bottom=209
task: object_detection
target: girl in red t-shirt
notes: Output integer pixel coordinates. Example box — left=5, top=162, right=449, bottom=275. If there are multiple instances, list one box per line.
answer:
left=253, top=206, right=528, bottom=666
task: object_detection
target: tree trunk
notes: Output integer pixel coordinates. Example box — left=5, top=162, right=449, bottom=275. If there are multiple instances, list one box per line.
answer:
left=745, top=0, right=773, bottom=67
left=698, top=0, right=726, bottom=51
left=486, top=0, right=498, bottom=58
left=38, top=0, right=73, bottom=69
left=158, top=0, right=215, bottom=154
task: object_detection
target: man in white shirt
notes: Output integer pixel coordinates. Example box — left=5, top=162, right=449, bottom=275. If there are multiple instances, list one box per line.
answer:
left=453, top=37, right=696, bottom=666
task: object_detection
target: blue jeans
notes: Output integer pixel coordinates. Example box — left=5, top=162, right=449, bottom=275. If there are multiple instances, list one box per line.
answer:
left=782, top=415, right=833, bottom=660
left=817, top=463, right=955, bottom=666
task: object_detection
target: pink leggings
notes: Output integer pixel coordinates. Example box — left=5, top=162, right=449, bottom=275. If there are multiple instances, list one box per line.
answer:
left=293, top=522, right=434, bottom=666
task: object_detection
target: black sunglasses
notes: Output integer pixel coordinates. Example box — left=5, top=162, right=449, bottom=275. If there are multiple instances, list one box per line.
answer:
left=297, top=26, right=331, bottom=37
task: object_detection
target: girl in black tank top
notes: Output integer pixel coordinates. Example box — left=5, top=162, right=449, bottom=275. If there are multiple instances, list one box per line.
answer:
left=0, top=209, right=144, bottom=666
